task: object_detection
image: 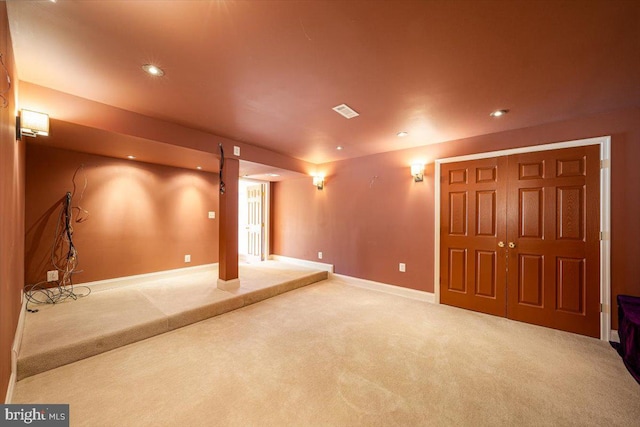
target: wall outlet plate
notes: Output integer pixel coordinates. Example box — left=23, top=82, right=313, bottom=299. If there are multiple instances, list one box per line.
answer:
left=47, top=270, right=59, bottom=282
left=208, top=211, right=215, bottom=219
left=399, top=263, right=406, bottom=273
left=233, top=146, right=240, bottom=156
left=318, top=252, right=323, bottom=260
left=184, top=255, right=191, bottom=263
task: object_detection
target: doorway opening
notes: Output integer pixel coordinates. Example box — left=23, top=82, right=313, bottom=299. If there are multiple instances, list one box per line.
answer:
left=238, top=178, right=270, bottom=263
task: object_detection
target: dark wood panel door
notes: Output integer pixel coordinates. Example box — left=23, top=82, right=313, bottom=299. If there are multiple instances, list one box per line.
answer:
left=440, top=157, right=508, bottom=317
left=439, top=145, right=601, bottom=337
left=506, top=145, right=600, bottom=337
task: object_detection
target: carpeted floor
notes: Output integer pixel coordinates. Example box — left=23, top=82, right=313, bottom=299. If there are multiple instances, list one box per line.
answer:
left=18, top=261, right=327, bottom=379
left=13, top=278, right=640, bottom=426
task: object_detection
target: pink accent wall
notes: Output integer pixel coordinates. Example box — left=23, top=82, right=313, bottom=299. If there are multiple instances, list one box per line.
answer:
left=0, top=2, right=22, bottom=402
left=273, top=107, right=640, bottom=329
left=25, top=145, right=219, bottom=285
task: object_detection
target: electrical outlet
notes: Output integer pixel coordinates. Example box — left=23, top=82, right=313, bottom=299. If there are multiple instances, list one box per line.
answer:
left=399, top=263, right=406, bottom=273
left=233, top=146, right=240, bottom=156
left=318, top=252, right=323, bottom=260
left=208, top=211, right=215, bottom=219
left=184, top=255, right=191, bottom=263
left=47, top=270, right=59, bottom=282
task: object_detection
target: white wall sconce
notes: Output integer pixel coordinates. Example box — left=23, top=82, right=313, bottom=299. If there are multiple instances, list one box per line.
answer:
left=313, top=175, right=324, bottom=190
left=18, top=109, right=50, bottom=138
left=411, top=163, right=424, bottom=182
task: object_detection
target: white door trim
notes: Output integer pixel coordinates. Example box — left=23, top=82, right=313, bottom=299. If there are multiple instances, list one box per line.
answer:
left=262, top=182, right=271, bottom=260
left=434, top=136, right=611, bottom=341
left=238, top=178, right=270, bottom=261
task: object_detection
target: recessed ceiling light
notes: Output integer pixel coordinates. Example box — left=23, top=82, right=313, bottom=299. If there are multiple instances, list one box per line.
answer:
left=142, top=64, right=165, bottom=77
left=196, top=166, right=202, bottom=170
left=489, top=109, right=509, bottom=117
left=127, top=155, right=136, bottom=159
left=397, top=131, right=408, bottom=137
left=336, top=146, right=344, bottom=150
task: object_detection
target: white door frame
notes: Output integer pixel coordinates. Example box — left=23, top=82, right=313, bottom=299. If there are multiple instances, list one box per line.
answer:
left=238, top=178, right=271, bottom=261
left=433, top=136, right=611, bottom=341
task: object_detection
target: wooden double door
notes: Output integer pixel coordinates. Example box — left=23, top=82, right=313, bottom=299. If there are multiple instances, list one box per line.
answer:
left=440, top=145, right=600, bottom=337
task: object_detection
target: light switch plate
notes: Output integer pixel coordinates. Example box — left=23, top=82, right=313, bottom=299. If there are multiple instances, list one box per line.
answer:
left=399, top=263, right=406, bottom=272
left=208, top=211, right=215, bottom=219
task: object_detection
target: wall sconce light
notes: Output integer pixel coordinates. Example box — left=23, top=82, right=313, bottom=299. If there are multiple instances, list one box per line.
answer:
left=313, top=175, right=324, bottom=190
left=411, top=163, right=424, bottom=182
left=18, top=109, right=50, bottom=138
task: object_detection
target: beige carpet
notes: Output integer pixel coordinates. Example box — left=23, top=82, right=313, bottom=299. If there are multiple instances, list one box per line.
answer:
left=13, top=278, right=640, bottom=426
left=18, top=261, right=327, bottom=379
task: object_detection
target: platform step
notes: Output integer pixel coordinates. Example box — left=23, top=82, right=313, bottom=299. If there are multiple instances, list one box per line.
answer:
left=18, top=269, right=328, bottom=380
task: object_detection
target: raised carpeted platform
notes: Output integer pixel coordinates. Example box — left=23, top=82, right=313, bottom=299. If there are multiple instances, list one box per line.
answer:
left=18, top=261, right=328, bottom=380
left=12, top=278, right=640, bottom=425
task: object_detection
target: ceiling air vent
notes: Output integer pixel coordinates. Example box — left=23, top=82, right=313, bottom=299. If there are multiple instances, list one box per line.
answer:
left=332, top=104, right=359, bottom=119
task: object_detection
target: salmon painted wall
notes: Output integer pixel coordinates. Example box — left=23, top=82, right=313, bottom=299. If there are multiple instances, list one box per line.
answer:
left=25, top=145, right=219, bottom=286
left=0, top=2, right=22, bottom=402
left=272, top=107, right=640, bottom=329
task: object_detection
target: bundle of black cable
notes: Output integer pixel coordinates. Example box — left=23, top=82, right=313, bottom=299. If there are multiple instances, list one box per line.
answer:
left=25, top=191, right=91, bottom=313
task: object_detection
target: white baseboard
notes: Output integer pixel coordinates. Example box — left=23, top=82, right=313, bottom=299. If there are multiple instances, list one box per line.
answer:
left=75, top=263, right=219, bottom=293
left=5, top=296, right=27, bottom=404
left=269, top=255, right=334, bottom=273
left=332, top=273, right=435, bottom=303
left=268, top=256, right=432, bottom=302
left=610, top=330, right=619, bottom=343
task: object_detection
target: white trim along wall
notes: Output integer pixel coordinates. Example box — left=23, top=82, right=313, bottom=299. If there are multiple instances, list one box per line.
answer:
left=269, top=255, right=334, bottom=273
left=5, top=297, right=27, bottom=403
left=75, top=263, right=219, bottom=293
left=433, top=136, right=612, bottom=341
left=332, top=274, right=435, bottom=303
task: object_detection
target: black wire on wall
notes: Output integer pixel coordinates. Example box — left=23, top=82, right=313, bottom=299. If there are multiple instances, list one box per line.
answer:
left=25, top=167, right=91, bottom=312
left=219, top=142, right=225, bottom=195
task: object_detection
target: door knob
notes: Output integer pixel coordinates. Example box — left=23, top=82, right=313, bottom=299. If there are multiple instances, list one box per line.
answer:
left=508, top=242, right=516, bottom=249
left=498, top=241, right=505, bottom=248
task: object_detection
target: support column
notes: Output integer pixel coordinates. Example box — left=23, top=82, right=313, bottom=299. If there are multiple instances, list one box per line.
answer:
left=217, top=157, right=240, bottom=290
